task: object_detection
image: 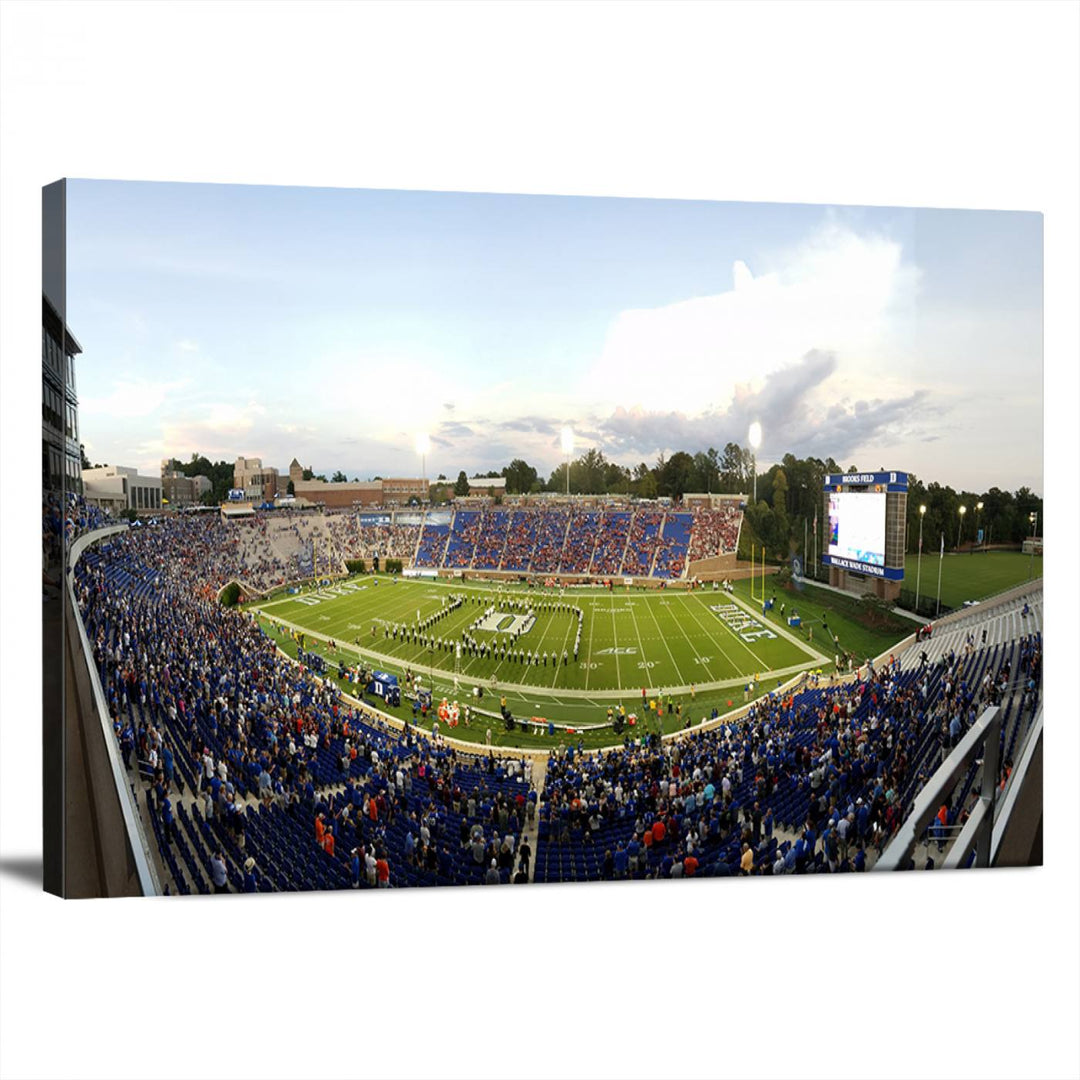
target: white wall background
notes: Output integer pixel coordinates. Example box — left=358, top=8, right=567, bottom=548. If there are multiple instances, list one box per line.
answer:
left=1, top=3, right=1077, bottom=1078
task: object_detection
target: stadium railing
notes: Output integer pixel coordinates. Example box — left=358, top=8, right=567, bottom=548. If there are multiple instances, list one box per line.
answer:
left=876, top=705, right=1001, bottom=871
left=61, top=525, right=161, bottom=896
left=991, top=704, right=1043, bottom=867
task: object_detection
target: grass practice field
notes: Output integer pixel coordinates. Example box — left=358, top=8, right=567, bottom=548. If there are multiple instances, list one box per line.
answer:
left=905, top=550, right=1041, bottom=611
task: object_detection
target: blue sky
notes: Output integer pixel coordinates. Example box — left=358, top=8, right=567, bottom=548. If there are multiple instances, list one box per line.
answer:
left=66, top=180, right=1043, bottom=493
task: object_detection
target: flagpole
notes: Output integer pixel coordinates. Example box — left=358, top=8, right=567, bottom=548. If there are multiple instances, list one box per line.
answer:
left=935, top=533, right=944, bottom=617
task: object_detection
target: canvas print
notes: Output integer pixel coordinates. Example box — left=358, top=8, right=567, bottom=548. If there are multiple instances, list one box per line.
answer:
left=42, top=181, right=1043, bottom=897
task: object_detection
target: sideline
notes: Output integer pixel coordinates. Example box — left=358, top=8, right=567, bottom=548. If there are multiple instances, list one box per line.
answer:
left=719, top=589, right=831, bottom=665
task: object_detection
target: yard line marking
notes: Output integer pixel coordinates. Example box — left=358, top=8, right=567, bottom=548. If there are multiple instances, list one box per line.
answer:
left=609, top=597, right=623, bottom=689
left=625, top=591, right=666, bottom=685
left=675, top=592, right=762, bottom=678
left=584, top=601, right=597, bottom=691
left=643, top=592, right=715, bottom=684
left=550, top=611, right=575, bottom=688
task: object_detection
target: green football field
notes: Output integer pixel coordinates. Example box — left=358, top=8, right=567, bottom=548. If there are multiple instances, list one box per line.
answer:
left=249, top=574, right=829, bottom=742
left=246, top=552, right=1039, bottom=748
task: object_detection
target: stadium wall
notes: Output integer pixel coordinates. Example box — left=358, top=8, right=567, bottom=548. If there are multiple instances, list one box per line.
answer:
left=50, top=526, right=159, bottom=898
left=687, top=553, right=739, bottom=578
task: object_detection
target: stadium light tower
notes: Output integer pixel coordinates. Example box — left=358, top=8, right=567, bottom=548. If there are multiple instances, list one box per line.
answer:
left=561, top=425, right=574, bottom=498
left=957, top=504, right=967, bottom=549
left=415, top=432, right=430, bottom=504
left=1028, top=510, right=1038, bottom=579
left=916, top=504, right=926, bottom=611
left=748, top=421, right=762, bottom=504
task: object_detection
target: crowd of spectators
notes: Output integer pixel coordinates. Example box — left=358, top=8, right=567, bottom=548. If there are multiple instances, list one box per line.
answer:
left=687, top=505, right=743, bottom=562
left=559, top=510, right=603, bottom=574
left=590, top=511, right=631, bottom=575
left=620, top=510, right=663, bottom=576
left=415, top=523, right=451, bottom=567
left=444, top=511, right=484, bottom=569
left=71, top=508, right=1039, bottom=891
left=324, top=513, right=421, bottom=563
left=473, top=510, right=510, bottom=569
left=535, top=623, right=1039, bottom=880
left=500, top=509, right=539, bottom=571
left=46, top=499, right=744, bottom=600
left=528, top=510, right=570, bottom=574
left=43, top=492, right=116, bottom=571
left=652, top=513, right=693, bottom=579
left=74, top=516, right=537, bottom=893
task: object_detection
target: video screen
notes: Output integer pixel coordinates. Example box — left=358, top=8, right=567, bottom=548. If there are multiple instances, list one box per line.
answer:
left=827, top=491, right=886, bottom=567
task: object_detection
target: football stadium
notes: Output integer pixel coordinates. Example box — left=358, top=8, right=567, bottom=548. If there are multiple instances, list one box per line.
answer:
left=41, top=182, right=1046, bottom=901
left=50, top=470, right=1043, bottom=895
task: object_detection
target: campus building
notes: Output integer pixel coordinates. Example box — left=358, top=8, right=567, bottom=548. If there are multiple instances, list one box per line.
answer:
left=291, top=479, right=383, bottom=508
left=380, top=477, right=430, bottom=505
left=233, top=456, right=282, bottom=500
left=466, top=476, right=506, bottom=498
left=161, top=468, right=212, bottom=508
left=42, top=293, right=84, bottom=495
left=83, top=465, right=163, bottom=514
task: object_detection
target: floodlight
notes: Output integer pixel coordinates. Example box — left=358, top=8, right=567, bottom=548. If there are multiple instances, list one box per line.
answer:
left=748, top=421, right=762, bottom=450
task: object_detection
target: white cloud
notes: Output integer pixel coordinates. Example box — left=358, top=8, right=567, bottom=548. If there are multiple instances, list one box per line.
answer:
left=581, top=221, right=921, bottom=415
left=80, top=376, right=189, bottom=418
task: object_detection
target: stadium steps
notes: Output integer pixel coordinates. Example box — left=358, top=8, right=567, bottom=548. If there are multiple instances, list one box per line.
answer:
left=520, top=756, right=548, bottom=882
left=647, top=514, right=664, bottom=578
left=438, top=509, right=455, bottom=570
left=410, top=514, right=425, bottom=567
left=553, top=513, right=572, bottom=572
left=495, top=518, right=511, bottom=570
left=617, top=517, right=634, bottom=578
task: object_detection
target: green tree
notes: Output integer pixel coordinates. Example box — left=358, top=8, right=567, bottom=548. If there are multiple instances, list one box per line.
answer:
left=772, top=468, right=789, bottom=514
left=287, top=479, right=295, bottom=495
left=454, top=470, right=470, bottom=497
left=579, top=448, right=608, bottom=494
left=331, top=470, right=348, bottom=483
left=604, top=460, right=631, bottom=494
left=637, top=471, right=658, bottom=499
left=691, top=448, right=720, bottom=493
left=548, top=462, right=572, bottom=494
left=658, top=451, right=695, bottom=500
left=719, top=442, right=743, bottom=491
left=502, top=459, right=538, bottom=494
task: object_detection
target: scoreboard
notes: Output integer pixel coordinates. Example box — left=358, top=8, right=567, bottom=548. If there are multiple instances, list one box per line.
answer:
left=822, top=471, right=907, bottom=595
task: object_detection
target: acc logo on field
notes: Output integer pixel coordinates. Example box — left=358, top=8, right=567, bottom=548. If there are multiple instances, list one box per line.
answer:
left=595, top=647, right=637, bottom=656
